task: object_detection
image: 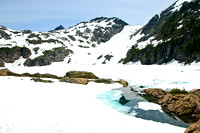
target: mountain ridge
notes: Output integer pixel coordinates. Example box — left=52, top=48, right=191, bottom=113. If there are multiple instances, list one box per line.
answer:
left=123, top=0, right=200, bottom=65
left=0, top=0, right=200, bottom=67
left=0, top=17, right=132, bottom=67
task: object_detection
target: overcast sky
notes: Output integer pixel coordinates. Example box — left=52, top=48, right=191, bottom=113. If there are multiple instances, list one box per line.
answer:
left=0, top=0, right=176, bottom=32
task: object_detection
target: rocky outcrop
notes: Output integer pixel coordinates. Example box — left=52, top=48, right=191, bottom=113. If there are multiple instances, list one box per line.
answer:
left=185, top=120, right=200, bottom=133
left=143, top=88, right=200, bottom=125
left=118, top=79, right=129, bottom=87
left=0, top=69, right=11, bottom=76
left=159, top=94, right=200, bottom=115
left=60, top=77, right=89, bottom=85
left=65, top=71, right=129, bottom=86
left=0, top=30, right=11, bottom=40
left=144, top=88, right=200, bottom=116
left=65, top=71, right=99, bottom=79
left=76, top=17, right=128, bottom=44
left=0, top=69, right=128, bottom=86
left=144, top=88, right=165, bottom=98
left=0, top=59, right=4, bottom=67
left=50, top=25, right=65, bottom=32
left=0, top=47, right=31, bottom=67
left=24, top=47, right=72, bottom=66
left=93, top=78, right=116, bottom=84
left=31, top=78, right=54, bottom=83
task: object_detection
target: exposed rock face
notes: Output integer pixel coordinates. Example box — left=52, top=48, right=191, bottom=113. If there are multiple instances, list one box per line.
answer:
left=185, top=120, right=200, bottom=133
left=144, top=88, right=165, bottom=98
left=0, top=59, right=4, bottom=67
left=0, top=69, right=11, bottom=76
left=60, top=77, right=89, bottom=85
left=159, top=94, right=200, bottom=115
left=0, top=30, right=11, bottom=40
left=77, top=17, right=128, bottom=44
left=0, top=47, right=31, bottom=65
left=123, top=0, right=200, bottom=65
left=65, top=71, right=99, bottom=79
left=24, top=47, right=72, bottom=66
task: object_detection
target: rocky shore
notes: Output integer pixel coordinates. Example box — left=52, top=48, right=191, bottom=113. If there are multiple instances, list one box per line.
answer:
left=143, top=88, right=200, bottom=133
left=117, top=86, right=200, bottom=132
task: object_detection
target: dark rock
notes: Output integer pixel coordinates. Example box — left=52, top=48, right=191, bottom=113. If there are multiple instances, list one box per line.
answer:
left=53, top=25, right=65, bottom=31
left=31, top=78, right=54, bottom=83
left=0, top=59, right=4, bottom=67
left=22, top=30, right=32, bottom=34
left=21, top=47, right=32, bottom=58
left=0, top=30, right=11, bottom=40
left=24, top=47, right=72, bottom=66
left=76, top=17, right=128, bottom=44
left=0, top=46, right=31, bottom=63
left=119, top=95, right=130, bottom=105
left=65, top=71, right=99, bottom=79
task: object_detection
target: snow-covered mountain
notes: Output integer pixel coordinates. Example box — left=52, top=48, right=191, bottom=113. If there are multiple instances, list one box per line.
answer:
left=0, top=17, right=142, bottom=67
left=123, top=0, right=199, bottom=65
left=0, top=0, right=199, bottom=67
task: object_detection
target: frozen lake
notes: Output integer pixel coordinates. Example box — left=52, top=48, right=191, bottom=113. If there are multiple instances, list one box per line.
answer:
left=0, top=64, right=200, bottom=133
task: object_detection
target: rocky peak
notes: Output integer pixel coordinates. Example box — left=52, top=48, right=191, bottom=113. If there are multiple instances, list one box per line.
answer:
left=69, top=17, right=128, bottom=44
left=54, top=25, right=65, bottom=31
left=49, top=25, right=65, bottom=32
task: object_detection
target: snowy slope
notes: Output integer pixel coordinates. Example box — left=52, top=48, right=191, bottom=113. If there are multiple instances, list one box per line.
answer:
left=1, top=64, right=200, bottom=133
left=0, top=18, right=143, bottom=66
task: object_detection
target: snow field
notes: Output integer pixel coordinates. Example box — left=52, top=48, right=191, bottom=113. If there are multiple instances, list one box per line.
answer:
left=0, top=75, right=185, bottom=133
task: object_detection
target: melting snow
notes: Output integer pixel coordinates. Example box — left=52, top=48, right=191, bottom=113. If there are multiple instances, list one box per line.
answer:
left=137, top=102, right=162, bottom=111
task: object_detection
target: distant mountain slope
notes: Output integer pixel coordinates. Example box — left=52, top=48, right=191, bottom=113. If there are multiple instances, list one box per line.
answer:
left=0, top=17, right=132, bottom=67
left=123, top=0, right=200, bottom=65
left=0, top=0, right=199, bottom=67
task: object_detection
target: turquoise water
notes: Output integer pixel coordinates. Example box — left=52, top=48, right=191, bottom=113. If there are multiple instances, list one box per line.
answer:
left=97, top=90, right=131, bottom=113
left=97, top=90, right=190, bottom=128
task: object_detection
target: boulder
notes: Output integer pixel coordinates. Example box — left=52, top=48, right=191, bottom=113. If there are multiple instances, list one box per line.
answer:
left=119, top=79, right=129, bottom=87
left=0, top=69, right=11, bottom=76
left=144, top=88, right=165, bottom=98
left=65, top=71, right=99, bottom=79
left=60, top=77, right=89, bottom=85
left=185, top=120, right=200, bottom=133
left=24, top=47, right=72, bottom=66
left=159, top=94, right=200, bottom=115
